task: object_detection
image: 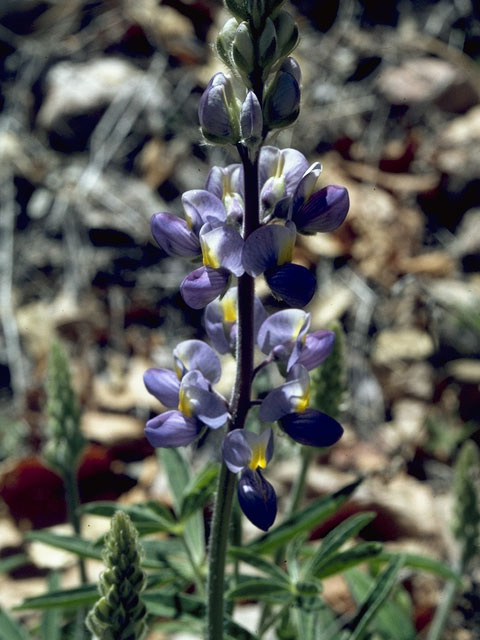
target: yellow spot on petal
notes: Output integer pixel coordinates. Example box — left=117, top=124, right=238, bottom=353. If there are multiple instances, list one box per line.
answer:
left=249, top=443, right=267, bottom=470
left=277, top=230, right=295, bottom=265
left=201, top=237, right=220, bottom=268
left=295, top=388, right=310, bottom=413
left=221, top=294, right=237, bottom=323
left=178, top=386, right=193, bottom=417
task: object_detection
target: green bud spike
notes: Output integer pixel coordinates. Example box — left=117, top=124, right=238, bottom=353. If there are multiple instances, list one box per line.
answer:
left=453, top=440, right=480, bottom=568
left=232, top=22, right=255, bottom=77
left=225, top=0, right=250, bottom=22
left=247, top=0, right=267, bottom=29
left=266, top=0, right=287, bottom=17
left=273, top=10, right=299, bottom=59
left=310, top=321, right=346, bottom=419
left=216, top=17, right=239, bottom=69
left=86, top=512, right=148, bottom=640
left=45, top=341, right=85, bottom=475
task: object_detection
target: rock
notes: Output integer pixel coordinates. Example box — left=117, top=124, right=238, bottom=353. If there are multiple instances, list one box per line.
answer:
left=377, top=57, right=478, bottom=113
left=372, top=328, right=435, bottom=365
left=81, top=411, right=144, bottom=444
left=446, top=359, right=480, bottom=384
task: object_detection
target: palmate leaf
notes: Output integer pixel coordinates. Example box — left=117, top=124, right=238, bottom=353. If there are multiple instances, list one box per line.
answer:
left=346, top=563, right=416, bottom=640
left=79, top=500, right=177, bottom=535
left=40, top=572, right=61, bottom=640
left=14, top=585, right=98, bottom=611
left=344, top=555, right=406, bottom=640
left=302, top=511, right=376, bottom=580
left=0, top=607, right=32, bottom=640
left=246, top=479, right=362, bottom=555
left=0, top=554, right=30, bottom=574
left=24, top=530, right=186, bottom=572
left=144, top=591, right=260, bottom=640
left=376, top=551, right=462, bottom=585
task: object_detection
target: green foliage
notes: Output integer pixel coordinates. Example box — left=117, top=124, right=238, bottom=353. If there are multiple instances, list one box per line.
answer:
left=44, top=341, right=85, bottom=475
left=452, top=440, right=480, bottom=567
left=85, top=512, right=148, bottom=640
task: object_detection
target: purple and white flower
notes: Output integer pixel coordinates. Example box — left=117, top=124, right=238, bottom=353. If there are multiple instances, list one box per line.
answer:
left=257, top=309, right=335, bottom=372
left=259, top=364, right=343, bottom=448
left=222, top=428, right=277, bottom=531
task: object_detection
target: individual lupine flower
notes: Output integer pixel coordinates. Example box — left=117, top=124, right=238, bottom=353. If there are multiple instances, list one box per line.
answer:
left=223, top=428, right=277, bottom=530
left=145, top=370, right=228, bottom=447
left=257, top=308, right=335, bottom=372
left=86, top=511, right=147, bottom=640
left=180, top=222, right=244, bottom=309
left=151, top=188, right=228, bottom=258
left=205, top=163, right=244, bottom=223
left=198, top=73, right=240, bottom=144
left=291, top=184, right=350, bottom=234
left=259, top=364, right=344, bottom=447
left=240, top=90, right=263, bottom=143
left=242, top=221, right=316, bottom=307
left=143, top=340, right=227, bottom=447
left=204, top=286, right=267, bottom=355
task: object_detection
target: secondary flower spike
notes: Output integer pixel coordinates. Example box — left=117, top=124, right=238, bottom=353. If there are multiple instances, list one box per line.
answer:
left=223, top=428, right=277, bottom=530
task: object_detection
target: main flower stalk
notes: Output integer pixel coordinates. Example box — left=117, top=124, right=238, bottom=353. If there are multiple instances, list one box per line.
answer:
left=206, top=148, right=260, bottom=640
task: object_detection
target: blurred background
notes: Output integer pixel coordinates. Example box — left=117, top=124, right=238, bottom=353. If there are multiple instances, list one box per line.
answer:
left=0, top=0, right=479, bottom=636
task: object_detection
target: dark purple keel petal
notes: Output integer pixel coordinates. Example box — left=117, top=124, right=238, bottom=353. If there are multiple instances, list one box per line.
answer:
left=293, top=185, right=349, bottom=234
left=151, top=213, right=200, bottom=258
left=265, top=263, right=316, bottom=307
left=143, top=368, right=180, bottom=408
left=237, top=469, right=277, bottom=531
left=296, top=330, right=335, bottom=371
left=279, top=409, right=344, bottom=447
left=145, top=410, right=200, bottom=448
left=180, top=266, right=230, bottom=309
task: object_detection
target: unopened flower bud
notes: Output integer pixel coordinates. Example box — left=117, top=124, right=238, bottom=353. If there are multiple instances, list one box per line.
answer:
left=232, top=22, right=255, bottom=77
left=259, top=18, right=277, bottom=69
left=266, top=0, right=287, bottom=16
left=240, top=91, right=263, bottom=141
left=273, top=10, right=299, bottom=59
left=216, top=17, right=239, bottom=68
left=198, top=73, right=240, bottom=144
left=247, top=0, right=267, bottom=28
left=225, top=0, right=250, bottom=21
left=280, top=56, right=301, bottom=84
left=263, top=68, right=300, bottom=130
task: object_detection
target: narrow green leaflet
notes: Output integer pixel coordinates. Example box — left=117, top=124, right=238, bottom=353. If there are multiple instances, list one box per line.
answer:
left=344, top=555, right=406, bottom=640
left=180, top=463, right=219, bottom=521
left=246, top=479, right=363, bottom=555
left=0, top=554, right=29, bottom=574
left=314, top=542, right=383, bottom=579
left=227, top=578, right=294, bottom=605
left=228, top=546, right=290, bottom=583
left=303, top=512, right=376, bottom=580
left=14, top=585, right=98, bottom=611
left=376, top=552, right=462, bottom=585
left=24, top=530, right=173, bottom=571
left=160, top=448, right=191, bottom=513
left=161, top=448, right=204, bottom=565
left=347, top=565, right=416, bottom=640
left=79, top=500, right=177, bottom=534
left=24, top=531, right=102, bottom=561
left=0, top=608, right=32, bottom=640
left=40, top=573, right=61, bottom=640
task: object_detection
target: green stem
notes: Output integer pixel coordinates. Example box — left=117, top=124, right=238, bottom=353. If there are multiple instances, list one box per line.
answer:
left=288, top=448, right=314, bottom=514
left=426, top=557, right=464, bottom=640
left=64, top=468, right=87, bottom=584
left=206, top=148, right=260, bottom=640
left=181, top=535, right=206, bottom=598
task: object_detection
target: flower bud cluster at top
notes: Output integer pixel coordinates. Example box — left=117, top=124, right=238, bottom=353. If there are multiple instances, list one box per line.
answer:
left=144, top=0, right=350, bottom=531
